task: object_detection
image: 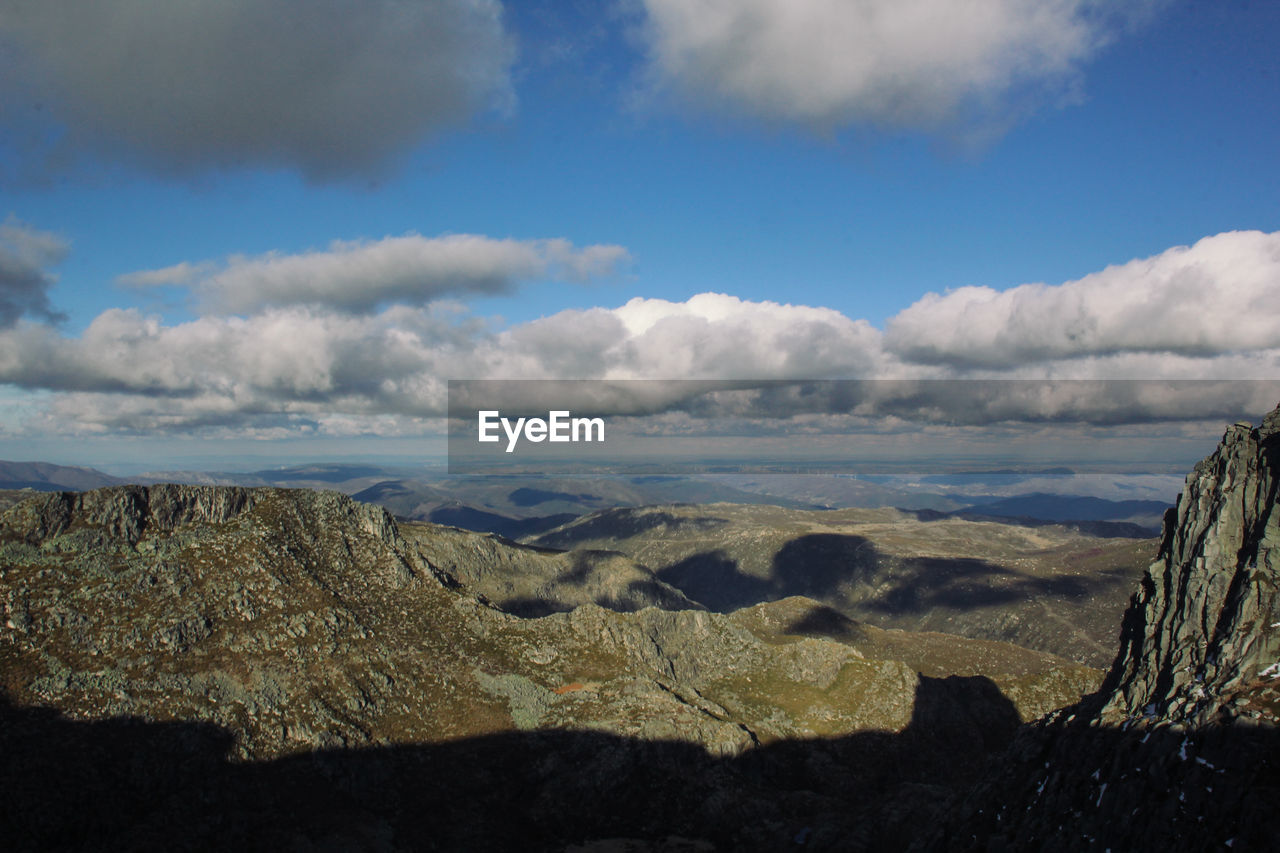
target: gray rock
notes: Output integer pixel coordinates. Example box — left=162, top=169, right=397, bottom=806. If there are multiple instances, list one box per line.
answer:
left=1102, top=411, right=1280, bottom=725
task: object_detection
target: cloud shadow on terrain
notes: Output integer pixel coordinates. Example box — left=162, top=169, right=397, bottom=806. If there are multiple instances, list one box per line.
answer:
left=649, top=533, right=1132, bottom=618
left=4, top=678, right=1274, bottom=851
left=492, top=550, right=706, bottom=618
left=781, top=604, right=868, bottom=642
left=899, top=507, right=1160, bottom=539
left=656, top=549, right=774, bottom=612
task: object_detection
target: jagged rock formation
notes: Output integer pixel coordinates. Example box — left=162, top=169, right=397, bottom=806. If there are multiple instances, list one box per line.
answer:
left=0, top=483, right=1098, bottom=850
left=1101, top=408, right=1280, bottom=725
left=930, top=405, right=1280, bottom=852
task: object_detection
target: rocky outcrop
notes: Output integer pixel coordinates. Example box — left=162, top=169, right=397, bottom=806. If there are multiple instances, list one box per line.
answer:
left=930, top=404, right=1280, bottom=852
left=1101, top=407, right=1280, bottom=725
left=0, top=484, right=258, bottom=545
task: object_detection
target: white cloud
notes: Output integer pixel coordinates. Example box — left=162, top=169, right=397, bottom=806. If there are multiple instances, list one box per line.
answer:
left=2, top=230, right=1277, bottom=437
left=0, top=217, right=67, bottom=326
left=0, top=0, right=514, bottom=180
left=886, top=230, right=1280, bottom=368
left=123, top=234, right=632, bottom=315
left=602, top=293, right=883, bottom=378
left=0, top=292, right=885, bottom=434
left=639, top=0, right=1142, bottom=132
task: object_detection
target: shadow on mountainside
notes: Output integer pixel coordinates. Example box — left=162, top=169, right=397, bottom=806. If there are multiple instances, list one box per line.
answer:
left=7, top=677, right=1275, bottom=852
left=899, top=507, right=1160, bottom=539
left=491, top=550, right=707, bottom=618
left=656, top=549, right=775, bottom=612
left=652, top=533, right=1131, bottom=619
left=2, top=676, right=1022, bottom=852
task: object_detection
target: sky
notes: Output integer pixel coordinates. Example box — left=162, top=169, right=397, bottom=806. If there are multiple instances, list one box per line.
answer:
left=0, top=0, right=1278, bottom=471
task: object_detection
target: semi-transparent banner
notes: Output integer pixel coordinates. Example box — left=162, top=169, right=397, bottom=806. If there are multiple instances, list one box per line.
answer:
left=446, top=379, right=1280, bottom=475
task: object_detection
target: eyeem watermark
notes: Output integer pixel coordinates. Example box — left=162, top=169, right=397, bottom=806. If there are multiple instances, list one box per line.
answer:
left=448, top=378, right=1280, bottom=474
left=478, top=410, right=605, bottom=453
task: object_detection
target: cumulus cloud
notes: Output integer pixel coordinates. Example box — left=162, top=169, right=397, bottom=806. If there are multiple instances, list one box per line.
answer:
left=121, top=235, right=632, bottom=315
left=639, top=0, right=1144, bottom=132
left=0, top=292, right=885, bottom=434
left=0, top=0, right=514, bottom=180
left=886, top=230, right=1280, bottom=367
left=0, top=217, right=67, bottom=327
left=500, top=293, right=884, bottom=379
left=3, top=230, right=1278, bottom=437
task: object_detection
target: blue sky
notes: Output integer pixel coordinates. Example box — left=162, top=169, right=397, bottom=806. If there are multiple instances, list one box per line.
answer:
left=0, top=0, right=1278, bottom=469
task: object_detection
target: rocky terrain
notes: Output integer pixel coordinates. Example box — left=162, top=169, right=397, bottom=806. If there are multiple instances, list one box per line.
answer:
left=927, top=408, right=1280, bottom=851
left=531, top=505, right=1153, bottom=667
left=1, top=483, right=1094, bottom=850
left=1, top=404, right=1277, bottom=850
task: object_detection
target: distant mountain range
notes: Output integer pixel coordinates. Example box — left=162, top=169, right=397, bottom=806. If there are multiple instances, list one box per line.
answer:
left=952, top=492, right=1169, bottom=531
left=0, top=459, right=1169, bottom=538
left=0, top=460, right=121, bottom=491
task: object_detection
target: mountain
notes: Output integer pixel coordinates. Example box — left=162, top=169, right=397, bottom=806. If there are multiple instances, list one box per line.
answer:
left=929, top=408, right=1280, bottom=851
left=0, top=459, right=121, bottom=491
left=530, top=503, right=1154, bottom=667
left=0, top=484, right=1096, bottom=850
left=951, top=492, right=1169, bottom=529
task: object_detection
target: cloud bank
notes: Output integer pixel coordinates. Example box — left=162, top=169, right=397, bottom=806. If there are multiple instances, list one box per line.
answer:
left=0, top=293, right=884, bottom=432
left=639, top=0, right=1143, bottom=132
left=0, top=0, right=514, bottom=180
left=122, top=235, right=632, bottom=315
left=1, top=230, right=1278, bottom=436
left=885, top=230, right=1280, bottom=366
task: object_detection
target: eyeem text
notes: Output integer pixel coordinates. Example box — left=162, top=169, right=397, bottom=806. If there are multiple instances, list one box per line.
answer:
left=478, top=410, right=605, bottom=453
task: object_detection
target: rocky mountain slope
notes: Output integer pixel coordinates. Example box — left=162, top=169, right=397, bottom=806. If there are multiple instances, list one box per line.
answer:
left=398, top=519, right=702, bottom=617
left=1, top=483, right=1095, bottom=850
left=531, top=504, right=1152, bottom=667
left=928, top=408, right=1280, bottom=851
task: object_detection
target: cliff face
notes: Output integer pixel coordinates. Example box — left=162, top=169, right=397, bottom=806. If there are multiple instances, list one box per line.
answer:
left=1102, top=407, right=1280, bottom=725
left=933, top=405, right=1280, bottom=852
